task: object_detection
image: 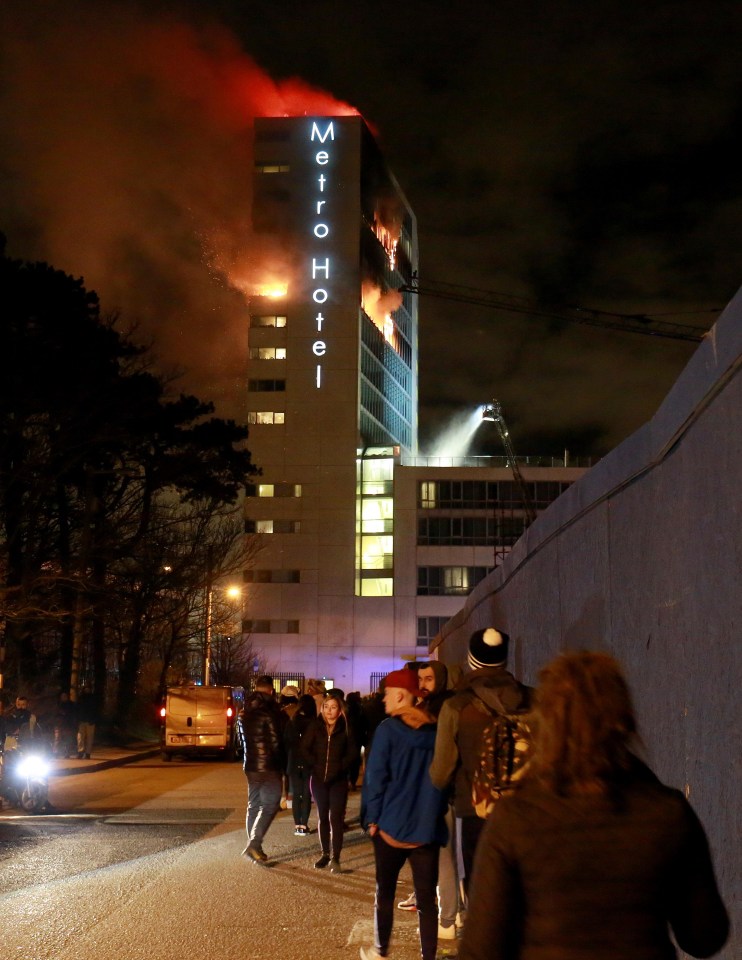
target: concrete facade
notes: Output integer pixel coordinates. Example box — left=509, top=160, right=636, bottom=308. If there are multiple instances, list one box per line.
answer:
left=433, top=290, right=742, bottom=957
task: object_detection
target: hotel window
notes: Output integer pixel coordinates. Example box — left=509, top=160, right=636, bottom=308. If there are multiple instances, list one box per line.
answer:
left=254, top=163, right=290, bottom=173
left=257, top=483, right=302, bottom=498
left=417, top=616, right=450, bottom=645
left=249, top=347, right=287, bottom=360
left=356, top=449, right=395, bottom=596
left=244, top=519, right=301, bottom=534
left=417, top=566, right=492, bottom=596
left=247, top=412, right=285, bottom=425
left=249, top=315, right=287, bottom=328
left=248, top=379, right=286, bottom=392
left=420, top=481, right=438, bottom=509
left=243, top=570, right=301, bottom=583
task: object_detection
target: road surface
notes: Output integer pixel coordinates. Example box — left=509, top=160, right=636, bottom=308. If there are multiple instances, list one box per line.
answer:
left=0, top=756, right=453, bottom=960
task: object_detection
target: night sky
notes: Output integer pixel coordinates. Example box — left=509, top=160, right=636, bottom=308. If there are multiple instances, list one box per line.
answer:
left=2, top=0, right=741, bottom=457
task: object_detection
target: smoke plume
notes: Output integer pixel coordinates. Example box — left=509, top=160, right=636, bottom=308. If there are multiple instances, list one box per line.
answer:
left=0, top=0, right=358, bottom=419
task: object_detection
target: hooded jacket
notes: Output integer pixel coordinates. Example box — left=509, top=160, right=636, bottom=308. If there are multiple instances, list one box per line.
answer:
left=429, top=666, right=531, bottom=817
left=361, top=705, right=448, bottom=846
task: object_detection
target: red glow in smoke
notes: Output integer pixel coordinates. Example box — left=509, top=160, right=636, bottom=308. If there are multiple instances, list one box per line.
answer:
left=138, top=21, right=362, bottom=125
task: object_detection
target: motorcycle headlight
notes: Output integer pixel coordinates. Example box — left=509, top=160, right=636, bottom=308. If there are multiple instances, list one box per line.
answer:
left=16, top=756, right=49, bottom=778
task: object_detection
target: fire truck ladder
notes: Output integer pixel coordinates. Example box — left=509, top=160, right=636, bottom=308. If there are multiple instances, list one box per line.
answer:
left=483, top=400, right=538, bottom=529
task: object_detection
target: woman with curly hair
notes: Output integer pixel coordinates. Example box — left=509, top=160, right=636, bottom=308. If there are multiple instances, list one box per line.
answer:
left=460, top=650, right=728, bottom=960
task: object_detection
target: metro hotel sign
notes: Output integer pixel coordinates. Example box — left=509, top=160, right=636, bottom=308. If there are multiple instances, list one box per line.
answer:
left=307, top=120, right=337, bottom=390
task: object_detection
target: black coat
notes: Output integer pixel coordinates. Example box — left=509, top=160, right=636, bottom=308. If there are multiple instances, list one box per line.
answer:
left=301, top=715, right=355, bottom=784
left=284, top=708, right=315, bottom=775
left=236, top=691, right=286, bottom=775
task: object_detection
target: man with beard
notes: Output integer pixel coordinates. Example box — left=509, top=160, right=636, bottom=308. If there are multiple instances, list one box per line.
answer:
left=397, top=661, right=463, bottom=940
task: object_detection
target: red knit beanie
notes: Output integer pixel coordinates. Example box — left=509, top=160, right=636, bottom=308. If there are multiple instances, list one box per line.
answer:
left=384, top=669, right=421, bottom=695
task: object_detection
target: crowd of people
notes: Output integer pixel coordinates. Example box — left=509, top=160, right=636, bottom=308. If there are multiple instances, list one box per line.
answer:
left=0, top=687, right=99, bottom=760
left=235, top=632, right=729, bottom=960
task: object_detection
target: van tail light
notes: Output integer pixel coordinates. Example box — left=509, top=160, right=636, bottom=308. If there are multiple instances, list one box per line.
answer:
left=226, top=707, right=234, bottom=718
left=159, top=707, right=166, bottom=718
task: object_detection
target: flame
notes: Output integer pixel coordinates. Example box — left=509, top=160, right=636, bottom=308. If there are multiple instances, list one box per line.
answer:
left=361, top=281, right=403, bottom=351
left=373, top=219, right=398, bottom=270
left=255, top=284, right=288, bottom=299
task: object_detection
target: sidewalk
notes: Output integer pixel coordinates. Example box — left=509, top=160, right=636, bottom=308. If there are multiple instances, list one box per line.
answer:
left=50, top=741, right=159, bottom=777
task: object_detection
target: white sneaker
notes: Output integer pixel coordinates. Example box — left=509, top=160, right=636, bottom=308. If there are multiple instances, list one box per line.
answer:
left=397, top=891, right=417, bottom=910
left=438, top=922, right=457, bottom=940
left=359, top=947, right=384, bottom=960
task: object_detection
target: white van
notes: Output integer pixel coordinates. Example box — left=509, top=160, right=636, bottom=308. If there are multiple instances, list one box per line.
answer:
left=159, top=684, right=245, bottom=761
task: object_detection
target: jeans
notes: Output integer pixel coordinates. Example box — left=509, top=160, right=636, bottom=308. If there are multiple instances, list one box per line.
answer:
left=372, top=833, right=439, bottom=960
left=290, top=767, right=312, bottom=827
left=245, top=772, right=282, bottom=848
left=438, top=804, right=462, bottom=926
left=310, top=776, right=348, bottom=858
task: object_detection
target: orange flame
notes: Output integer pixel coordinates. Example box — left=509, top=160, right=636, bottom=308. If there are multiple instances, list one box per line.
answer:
left=361, top=281, right=402, bottom=351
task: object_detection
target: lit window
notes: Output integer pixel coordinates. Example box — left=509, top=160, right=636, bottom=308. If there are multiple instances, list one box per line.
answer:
left=420, top=481, right=438, bottom=509
left=360, top=576, right=393, bottom=597
left=361, top=498, right=394, bottom=534
left=258, top=483, right=302, bottom=498
left=254, top=520, right=300, bottom=534
left=360, top=535, right=393, bottom=570
left=249, top=347, right=287, bottom=360
left=254, top=164, right=290, bottom=173
left=247, top=412, right=285, bottom=425
left=249, top=315, right=287, bottom=328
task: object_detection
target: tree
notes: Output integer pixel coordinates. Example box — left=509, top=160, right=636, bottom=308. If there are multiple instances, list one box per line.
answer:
left=0, top=239, right=260, bottom=722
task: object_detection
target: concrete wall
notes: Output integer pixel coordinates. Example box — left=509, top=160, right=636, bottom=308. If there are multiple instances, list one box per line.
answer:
left=433, top=290, right=742, bottom=958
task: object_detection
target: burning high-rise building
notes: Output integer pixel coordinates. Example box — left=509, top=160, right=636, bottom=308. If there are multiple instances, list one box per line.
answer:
left=244, top=116, right=419, bottom=689
left=244, top=116, right=585, bottom=691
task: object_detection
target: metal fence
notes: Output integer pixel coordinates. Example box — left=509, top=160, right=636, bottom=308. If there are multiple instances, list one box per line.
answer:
left=245, top=672, right=306, bottom=694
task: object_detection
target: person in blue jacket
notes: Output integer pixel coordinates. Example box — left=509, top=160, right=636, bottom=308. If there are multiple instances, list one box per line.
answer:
left=360, top=669, right=447, bottom=960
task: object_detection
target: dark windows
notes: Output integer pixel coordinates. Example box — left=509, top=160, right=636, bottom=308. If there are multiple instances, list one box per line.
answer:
left=416, top=479, right=573, bottom=510
left=417, top=566, right=493, bottom=596
left=242, top=619, right=300, bottom=633
left=417, top=516, right=526, bottom=546
left=248, top=379, right=286, bottom=392
left=244, top=570, right=301, bottom=584
left=417, top=616, right=450, bottom=645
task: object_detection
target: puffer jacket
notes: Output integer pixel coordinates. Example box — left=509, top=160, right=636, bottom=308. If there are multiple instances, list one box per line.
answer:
left=236, top=691, right=286, bottom=774
left=301, top=714, right=355, bottom=784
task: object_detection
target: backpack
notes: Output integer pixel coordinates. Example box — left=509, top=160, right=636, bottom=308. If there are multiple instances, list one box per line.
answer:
left=471, top=693, right=532, bottom=818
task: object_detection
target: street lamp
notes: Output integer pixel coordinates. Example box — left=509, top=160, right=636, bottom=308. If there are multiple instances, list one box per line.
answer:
left=204, top=584, right=241, bottom=686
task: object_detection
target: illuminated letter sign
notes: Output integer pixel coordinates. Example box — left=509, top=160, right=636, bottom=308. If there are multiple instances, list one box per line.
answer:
left=308, top=120, right=337, bottom=388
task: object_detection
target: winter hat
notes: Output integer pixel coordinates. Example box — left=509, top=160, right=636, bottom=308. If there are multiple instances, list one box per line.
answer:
left=467, top=627, right=510, bottom=670
left=280, top=685, right=300, bottom=698
left=383, top=668, right=421, bottom=696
